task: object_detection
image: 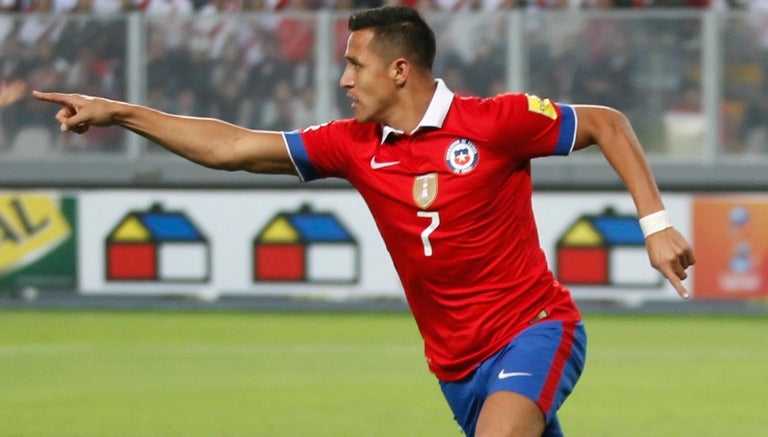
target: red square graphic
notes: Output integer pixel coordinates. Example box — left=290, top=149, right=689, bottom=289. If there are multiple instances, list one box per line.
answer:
left=558, top=247, right=608, bottom=284
left=254, top=244, right=304, bottom=281
left=107, top=243, right=156, bottom=280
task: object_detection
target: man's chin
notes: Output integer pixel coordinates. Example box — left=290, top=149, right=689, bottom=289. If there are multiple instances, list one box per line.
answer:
left=351, top=107, right=377, bottom=124
left=354, top=113, right=371, bottom=123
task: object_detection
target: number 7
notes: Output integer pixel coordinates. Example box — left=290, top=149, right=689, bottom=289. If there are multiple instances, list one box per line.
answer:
left=417, top=211, right=440, bottom=257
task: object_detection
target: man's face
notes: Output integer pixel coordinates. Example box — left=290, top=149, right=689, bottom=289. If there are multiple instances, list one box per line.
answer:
left=339, top=29, right=398, bottom=124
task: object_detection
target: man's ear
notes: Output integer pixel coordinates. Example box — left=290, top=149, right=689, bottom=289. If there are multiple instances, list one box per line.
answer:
left=391, top=58, right=410, bottom=87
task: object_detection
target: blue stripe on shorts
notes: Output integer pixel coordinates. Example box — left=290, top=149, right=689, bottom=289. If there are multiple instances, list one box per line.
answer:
left=440, top=320, right=587, bottom=437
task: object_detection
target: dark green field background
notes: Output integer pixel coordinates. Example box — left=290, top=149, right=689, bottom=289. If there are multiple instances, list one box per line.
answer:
left=1, top=310, right=766, bottom=436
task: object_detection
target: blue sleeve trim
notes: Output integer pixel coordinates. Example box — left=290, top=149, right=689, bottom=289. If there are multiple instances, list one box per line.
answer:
left=554, top=104, right=577, bottom=156
left=284, top=130, right=320, bottom=182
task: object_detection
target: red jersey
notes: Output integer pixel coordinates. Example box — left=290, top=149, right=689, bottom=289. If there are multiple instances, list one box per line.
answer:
left=284, top=80, right=582, bottom=381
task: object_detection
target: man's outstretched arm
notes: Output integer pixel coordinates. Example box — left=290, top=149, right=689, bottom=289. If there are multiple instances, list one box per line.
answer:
left=32, top=91, right=296, bottom=175
left=572, top=104, right=696, bottom=299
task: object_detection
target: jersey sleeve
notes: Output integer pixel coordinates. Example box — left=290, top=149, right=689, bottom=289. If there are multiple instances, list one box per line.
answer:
left=494, top=93, right=577, bottom=160
left=283, top=120, right=354, bottom=182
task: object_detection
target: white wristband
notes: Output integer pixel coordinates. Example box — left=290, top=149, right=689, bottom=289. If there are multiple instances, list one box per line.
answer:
left=639, top=210, right=672, bottom=239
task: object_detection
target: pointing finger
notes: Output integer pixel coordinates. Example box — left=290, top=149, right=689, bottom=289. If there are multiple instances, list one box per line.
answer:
left=32, top=90, right=75, bottom=106
left=662, top=267, right=690, bottom=300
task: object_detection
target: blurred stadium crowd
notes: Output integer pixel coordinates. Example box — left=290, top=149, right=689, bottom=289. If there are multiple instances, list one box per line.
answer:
left=0, top=0, right=756, bottom=13
left=0, top=0, right=766, bottom=155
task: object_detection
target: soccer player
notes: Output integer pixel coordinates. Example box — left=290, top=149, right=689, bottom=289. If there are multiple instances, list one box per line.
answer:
left=33, top=5, right=694, bottom=437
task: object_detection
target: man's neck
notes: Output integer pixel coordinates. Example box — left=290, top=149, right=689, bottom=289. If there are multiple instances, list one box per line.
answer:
left=384, top=76, right=438, bottom=134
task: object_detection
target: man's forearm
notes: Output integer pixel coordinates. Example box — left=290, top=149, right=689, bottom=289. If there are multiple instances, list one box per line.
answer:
left=587, top=107, right=666, bottom=218
left=115, top=101, right=252, bottom=170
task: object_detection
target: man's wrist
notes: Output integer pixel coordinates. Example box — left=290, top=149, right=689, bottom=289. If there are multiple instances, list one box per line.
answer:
left=639, top=210, right=671, bottom=239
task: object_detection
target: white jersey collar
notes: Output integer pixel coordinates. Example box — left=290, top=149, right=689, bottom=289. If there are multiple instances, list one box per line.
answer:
left=380, top=78, right=454, bottom=144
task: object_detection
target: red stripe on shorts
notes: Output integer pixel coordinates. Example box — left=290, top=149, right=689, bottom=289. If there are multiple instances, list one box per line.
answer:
left=537, top=321, right=577, bottom=413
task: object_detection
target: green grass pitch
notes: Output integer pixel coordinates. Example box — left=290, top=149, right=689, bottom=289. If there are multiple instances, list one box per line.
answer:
left=1, top=310, right=766, bottom=436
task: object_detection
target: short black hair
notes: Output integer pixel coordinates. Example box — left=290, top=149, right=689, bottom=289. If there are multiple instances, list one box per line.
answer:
left=348, top=5, right=436, bottom=71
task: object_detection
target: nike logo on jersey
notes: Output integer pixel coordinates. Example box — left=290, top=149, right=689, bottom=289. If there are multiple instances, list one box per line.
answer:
left=498, top=370, right=532, bottom=379
left=370, top=157, right=401, bottom=169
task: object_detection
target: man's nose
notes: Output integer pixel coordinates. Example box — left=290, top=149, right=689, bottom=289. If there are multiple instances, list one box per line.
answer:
left=339, top=67, right=353, bottom=88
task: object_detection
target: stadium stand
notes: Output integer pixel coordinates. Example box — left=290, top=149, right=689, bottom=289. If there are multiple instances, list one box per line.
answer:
left=0, top=2, right=766, bottom=189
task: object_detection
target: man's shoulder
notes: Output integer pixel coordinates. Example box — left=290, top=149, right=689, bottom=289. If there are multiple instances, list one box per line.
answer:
left=303, top=118, right=380, bottom=141
left=450, top=92, right=526, bottom=114
left=453, top=91, right=526, bottom=105
left=444, top=92, right=527, bottom=129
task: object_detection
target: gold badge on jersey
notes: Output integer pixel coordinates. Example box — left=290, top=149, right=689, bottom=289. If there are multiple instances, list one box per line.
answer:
left=525, top=94, right=558, bottom=120
left=413, top=173, right=438, bottom=210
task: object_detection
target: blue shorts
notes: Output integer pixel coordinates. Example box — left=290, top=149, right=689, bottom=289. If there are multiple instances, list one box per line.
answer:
left=439, top=320, right=587, bottom=437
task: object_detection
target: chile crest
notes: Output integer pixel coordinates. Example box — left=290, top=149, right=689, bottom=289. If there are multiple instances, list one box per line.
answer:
left=445, top=138, right=479, bottom=175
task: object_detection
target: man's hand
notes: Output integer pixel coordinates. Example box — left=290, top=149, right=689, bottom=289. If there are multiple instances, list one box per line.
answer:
left=645, top=228, right=696, bottom=299
left=32, top=91, right=118, bottom=134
